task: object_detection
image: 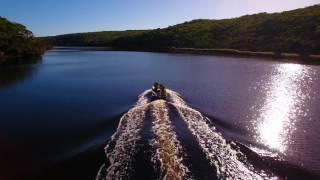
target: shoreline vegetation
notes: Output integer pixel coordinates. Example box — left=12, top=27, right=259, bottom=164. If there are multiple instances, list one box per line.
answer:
left=0, top=17, right=48, bottom=65
left=54, top=46, right=320, bottom=64
left=44, top=4, right=320, bottom=64
left=2, top=5, right=320, bottom=64
left=169, top=47, right=320, bottom=63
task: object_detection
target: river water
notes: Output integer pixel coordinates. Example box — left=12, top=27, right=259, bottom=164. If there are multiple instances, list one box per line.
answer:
left=0, top=47, right=319, bottom=179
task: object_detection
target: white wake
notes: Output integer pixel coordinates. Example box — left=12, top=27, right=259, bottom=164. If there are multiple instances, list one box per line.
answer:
left=96, top=88, right=275, bottom=180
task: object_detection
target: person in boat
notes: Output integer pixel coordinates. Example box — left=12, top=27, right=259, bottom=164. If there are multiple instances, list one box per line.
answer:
left=151, top=82, right=166, bottom=100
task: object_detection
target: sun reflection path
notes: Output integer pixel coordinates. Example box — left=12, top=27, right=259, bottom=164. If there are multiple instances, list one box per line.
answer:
left=254, top=63, right=310, bottom=153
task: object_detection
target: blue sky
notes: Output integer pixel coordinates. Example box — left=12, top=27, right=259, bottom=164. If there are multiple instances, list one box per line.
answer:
left=1, top=0, right=319, bottom=36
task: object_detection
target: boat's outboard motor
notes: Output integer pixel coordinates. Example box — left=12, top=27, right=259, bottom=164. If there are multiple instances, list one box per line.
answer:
left=151, top=82, right=167, bottom=100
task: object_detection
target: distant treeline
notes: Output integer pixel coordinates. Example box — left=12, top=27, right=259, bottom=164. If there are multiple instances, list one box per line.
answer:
left=0, top=17, right=48, bottom=65
left=45, top=5, right=320, bottom=55
left=44, top=30, right=148, bottom=47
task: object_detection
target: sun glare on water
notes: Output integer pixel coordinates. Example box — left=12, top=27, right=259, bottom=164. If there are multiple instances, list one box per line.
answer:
left=255, top=63, right=310, bottom=153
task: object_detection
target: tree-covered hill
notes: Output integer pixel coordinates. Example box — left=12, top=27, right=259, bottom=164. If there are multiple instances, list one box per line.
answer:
left=0, top=17, right=47, bottom=64
left=43, top=30, right=148, bottom=47
left=46, top=5, right=320, bottom=55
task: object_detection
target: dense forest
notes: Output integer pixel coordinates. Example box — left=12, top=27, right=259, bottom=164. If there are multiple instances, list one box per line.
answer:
left=45, top=5, right=320, bottom=55
left=0, top=17, right=47, bottom=65
left=46, top=30, right=148, bottom=47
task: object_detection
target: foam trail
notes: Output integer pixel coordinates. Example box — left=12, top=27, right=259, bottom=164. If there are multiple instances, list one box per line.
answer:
left=166, top=90, right=274, bottom=179
left=175, top=106, right=260, bottom=179
left=136, top=89, right=152, bottom=106
left=165, top=89, right=187, bottom=106
left=97, top=88, right=277, bottom=180
left=150, top=100, right=191, bottom=180
left=98, top=104, right=148, bottom=179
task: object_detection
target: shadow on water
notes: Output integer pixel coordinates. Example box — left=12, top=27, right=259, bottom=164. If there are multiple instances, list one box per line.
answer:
left=32, top=145, right=106, bottom=180
left=32, top=112, right=124, bottom=180
left=0, top=57, right=41, bottom=88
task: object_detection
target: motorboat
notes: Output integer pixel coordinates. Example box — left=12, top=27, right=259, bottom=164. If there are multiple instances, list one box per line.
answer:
left=151, top=82, right=167, bottom=100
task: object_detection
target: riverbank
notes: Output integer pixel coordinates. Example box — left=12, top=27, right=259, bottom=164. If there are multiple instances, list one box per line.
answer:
left=110, top=46, right=320, bottom=65
left=50, top=46, right=320, bottom=65
left=169, top=47, right=320, bottom=64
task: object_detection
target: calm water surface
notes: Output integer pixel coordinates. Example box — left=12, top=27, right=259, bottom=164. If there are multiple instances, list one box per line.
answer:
left=0, top=48, right=319, bottom=179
